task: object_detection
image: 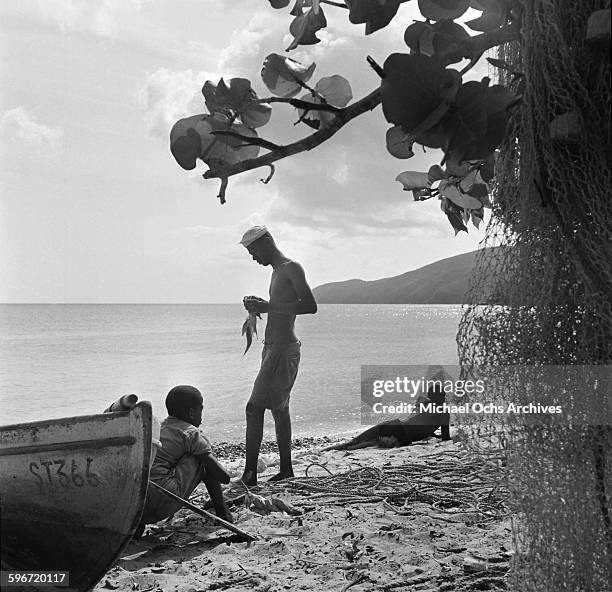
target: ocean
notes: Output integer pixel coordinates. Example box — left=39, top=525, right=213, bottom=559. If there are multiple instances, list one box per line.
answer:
left=0, top=304, right=462, bottom=441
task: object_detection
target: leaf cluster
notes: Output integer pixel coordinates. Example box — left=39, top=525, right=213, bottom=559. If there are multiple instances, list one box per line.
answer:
left=170, top=0, right=522, bottom=230
left=170, top=78, right=270, bottom=175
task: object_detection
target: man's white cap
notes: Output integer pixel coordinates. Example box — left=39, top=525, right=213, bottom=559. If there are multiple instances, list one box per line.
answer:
left=239, top=225, right=268, bottom=248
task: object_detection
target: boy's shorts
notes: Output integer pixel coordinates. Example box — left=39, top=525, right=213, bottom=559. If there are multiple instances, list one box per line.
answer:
left=140, top=454, right=204, bottom=524
left=248, top=341, right=301, bottom=410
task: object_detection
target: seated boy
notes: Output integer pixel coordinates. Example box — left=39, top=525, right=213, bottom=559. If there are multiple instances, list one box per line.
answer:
left=137, top=385, right=232, bottom=535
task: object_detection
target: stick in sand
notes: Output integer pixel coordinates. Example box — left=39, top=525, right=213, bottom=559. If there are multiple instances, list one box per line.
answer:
left=148, top=480, right=258, bottom=542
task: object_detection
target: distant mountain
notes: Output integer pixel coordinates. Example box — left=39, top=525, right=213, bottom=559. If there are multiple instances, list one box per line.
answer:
left=313, top=248, right=501, bottom=304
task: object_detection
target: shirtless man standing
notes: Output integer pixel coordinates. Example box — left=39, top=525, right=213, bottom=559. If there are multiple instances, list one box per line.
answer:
left=239, top=226, right=317, bottom=486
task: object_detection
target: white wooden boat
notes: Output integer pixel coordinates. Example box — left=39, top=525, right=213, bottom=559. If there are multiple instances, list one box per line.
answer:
left=0, top=401, right=153, bottom=591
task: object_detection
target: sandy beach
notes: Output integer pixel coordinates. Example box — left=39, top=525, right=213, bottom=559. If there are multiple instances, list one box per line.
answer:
left=95, top=432, right=511, bottom=592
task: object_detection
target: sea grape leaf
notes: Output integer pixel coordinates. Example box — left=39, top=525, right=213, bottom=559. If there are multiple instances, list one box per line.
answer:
left=469, top=1, right=489, bottom=10
left=427, top=20, right=470, bottom=59
left=297, top=75, right=352, bottom=128
left=268, top=0, right=291, bottom=8
left=170, top=114, right=207, bottom=170
left=290, top=0, right=320, bottom=16
left=412, top=119, right=449, bottom=149
left=460, top=84, right=519, bottom=160
left=203, top=78, right=250, bottom=114
left=445, top=158, right=471, bottom=177
left=471, top=208, right=484, bottom=229
left=286, top=5, right=327, bottom=51
left=444, top=80, right=488, bottom=162
left=381, top=54, right=461, bottom=132
left=396, top=171, right=431, bottom=191
left=479, top=152, right=496, bottom=182
left=477, top=191, right=492, bottom=208
left=466, top=0, right=507, bottom=32
left=486, top=57, right=513, bottom=72
left=296, top=94, right=324, bottom=129
left=290, top=0, right=303, bottom=16
left=202, top=78, right=272, bottom=129
left=386, top=126, right=415, bottom=159
left=240, top=101, right=272, bottom=129
left=170, top=114, right=261, bottom=171
left=440, top=181, right=484, bottom=209
left=291, top=0, right=309, bottom=16
left=404, top=20, right=470, bottom=62
left=418, top=26, right=436, bottom=56
left=466, top=183, right=489, bottom=198
left=444, top=80, right=519, bottom=162
left=448, top=212, right=468, bottom=234
left=413, top=188, right=432, bottom=201
left=418, top=0, right=470, bottom=21
left=441, top=198, right=469, bottom=234
left=204, top=118, right=261, bottom=166
left=315, top=75, right=353, bottom=107
left=428, top=164, right=446, bottom=183
left=404, top=22, right=428, bottom=52
left=261, top=53, right=316, bottom=97
left=202, top=81, right=221, bottom=114
left=345, top=0, right=402, bottom=35
left=459, top=167, right=479, bottom=192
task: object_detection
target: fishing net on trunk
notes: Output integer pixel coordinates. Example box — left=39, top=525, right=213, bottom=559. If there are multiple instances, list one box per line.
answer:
left=457, top=1, right=612, bottom=590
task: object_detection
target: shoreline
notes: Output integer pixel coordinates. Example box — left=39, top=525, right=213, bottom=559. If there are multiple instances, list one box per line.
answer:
left=95, top=434, right=512, bottom=592
left=212, top=434, right=345, bottom=462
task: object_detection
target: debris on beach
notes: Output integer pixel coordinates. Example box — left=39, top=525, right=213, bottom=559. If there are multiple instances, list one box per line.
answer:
left=95, top=435, right=513, bottom=592
left=244, top=491, right=302, bottom=516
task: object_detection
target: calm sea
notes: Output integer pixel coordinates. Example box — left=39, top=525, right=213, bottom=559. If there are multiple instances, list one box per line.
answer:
left=0, top=304, right=462, bottom=441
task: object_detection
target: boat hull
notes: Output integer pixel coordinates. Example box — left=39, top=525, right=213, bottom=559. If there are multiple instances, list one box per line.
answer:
left=0, top=402, right=153, bottom=591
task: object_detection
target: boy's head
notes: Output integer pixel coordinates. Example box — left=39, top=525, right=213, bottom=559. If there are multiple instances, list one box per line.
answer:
left=165, top=385, right=203, bottom=427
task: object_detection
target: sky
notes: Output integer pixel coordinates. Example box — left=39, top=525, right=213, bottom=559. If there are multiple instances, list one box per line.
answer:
left=0, top=0, right=489, bottom=303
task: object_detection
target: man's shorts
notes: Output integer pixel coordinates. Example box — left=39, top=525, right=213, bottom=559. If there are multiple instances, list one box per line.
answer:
left=248, top=341, right=301, bottom=410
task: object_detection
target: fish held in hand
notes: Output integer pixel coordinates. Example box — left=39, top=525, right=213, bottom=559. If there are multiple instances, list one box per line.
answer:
left=242, top=312, right=261, bottom=355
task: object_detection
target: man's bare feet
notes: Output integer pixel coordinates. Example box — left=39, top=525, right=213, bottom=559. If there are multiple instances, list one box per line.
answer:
left=237, top=469, right=258, bottom=487
left=267, top=471, right=294, bottom=482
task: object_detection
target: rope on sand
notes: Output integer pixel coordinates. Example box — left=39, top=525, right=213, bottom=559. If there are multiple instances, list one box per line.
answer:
left=261, top=448, right=509, bottom=521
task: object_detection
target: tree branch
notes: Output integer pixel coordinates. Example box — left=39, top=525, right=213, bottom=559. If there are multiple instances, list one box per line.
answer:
left=255, top=97, right=341, bottom=112
left=203, top=88, right=381, bottom=184
left=203, top=23, right=520, bottom=198
left=210, top=131, right=280, bottom=151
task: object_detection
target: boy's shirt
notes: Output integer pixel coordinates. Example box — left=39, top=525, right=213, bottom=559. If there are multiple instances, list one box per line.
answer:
left=150, top=416, right=212, bottom=480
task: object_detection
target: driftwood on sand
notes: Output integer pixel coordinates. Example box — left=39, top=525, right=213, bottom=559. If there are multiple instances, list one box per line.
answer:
left=148, top=481, right=258, bottom=541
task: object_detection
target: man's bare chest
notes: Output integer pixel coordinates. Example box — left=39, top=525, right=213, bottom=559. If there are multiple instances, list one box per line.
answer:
left=269, top=269, right=296, bottom=302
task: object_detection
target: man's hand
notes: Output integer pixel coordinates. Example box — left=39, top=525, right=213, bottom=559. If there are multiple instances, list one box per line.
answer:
left=244, top=296, right=269, bottom=314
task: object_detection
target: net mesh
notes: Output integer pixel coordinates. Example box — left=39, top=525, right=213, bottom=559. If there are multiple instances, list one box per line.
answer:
left=457, top=1, right=612, bottom=590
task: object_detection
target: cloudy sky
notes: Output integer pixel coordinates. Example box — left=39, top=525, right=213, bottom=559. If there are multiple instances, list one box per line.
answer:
left=1, top=0, right=488, bottom=303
